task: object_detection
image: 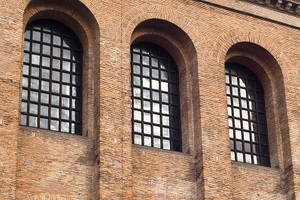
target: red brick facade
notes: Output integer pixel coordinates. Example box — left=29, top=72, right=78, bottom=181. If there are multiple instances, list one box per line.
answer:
left=0, top=0, right=299, bottom=199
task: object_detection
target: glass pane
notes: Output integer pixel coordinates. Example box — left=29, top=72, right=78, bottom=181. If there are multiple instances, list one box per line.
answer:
left=62, top=109, right=69, bottom=120
left=231, top=151, right=235, bottom=161
left=41, top=93, right=49, bottom=104
left=245, top=154, right=252, bottom=163
left=51, top=95, right=59, bottom=106
left=133, top=76, right=140, bottom=86
left=162, top=105, right=169, bottom=114
left=133, top=65, right=140, bottom=74
left=233, top=108, right=240, bottom=117
left=152, top=91, right=159, bottom=101
left=143, top=90, right=150, bottom=99
left=24, top=30, right=31, bottom=39
left=53, top=59, right=60, bottom=69
left=51, top=107, right=59, bottom=118
left=163, top=140, right=170, bottom=150
left=50, top=120, right=59, bottom=131
left=153, top=126, right=160, bottom=136
left=133, top=87, right=141, bottom=97
left=142, top=78, right=150, bottom=88
left=153, top=114, right=160, bottom=124
left=62, top=85, right=70, bottom=95
left=31, top=79, right=39, bottom=89
left=144, top=112, right=151, bottom=123
left=24, top=53, right=29, bottom=63
left=32, top=43, right=40, bottom=53
left=231, top=76, right=238, bottom=85
left=143, top=67, right=150, bottom=76
left=21, top=102, right=27, bottom=112
left=62, top=73, right=70, bottom=83
left=32, top=31, right=41, bottom=41
left=153, top=103, right=160, bottom=113
left=142, top=56, right=149, bottom=66
left=236, top=130, right=242, bottom=140
left=30, top=91, right=38, bottom=102
left=161, top=93, right=168, bottom=103
left=163, top=128, right=170, bottom=138
left=237, top=152, right=244, bottom=162
left=134, top=122, right=141, bottom=133
left=151, top=80, right=159, bottom=90
left=24, top=41, right=30, bottom=51
left=63, top=49, right=71, bottom=59
left=40, top=118, right=48, bottom=129
left=42, top=57, right=50, bottom=67
left=63, top=61, right=71, bottom=71
left=152, top=69, right=159, bottom=78
left=23, top=65, right=29, bottom=75
left=40, top=105, right=48, bottom=116
left=144, top=136, right=151, bottom=146
left=151, top=58, right=158, bottom=67
left=144, top=124, right=151, bottom=135
left=61, top=122, right=69, bottom=132
left=31, top=54, right=40, bottom=65
left=162, top=116, right=169, bottom=126
left=134, top=111, right=141, bottom=121
left=132, top=53, right=140, bottom=63
left=29, top=116, right=38, bottom=127
left=22, top=77, right=28, bottom=87
left=134, top=99, right=141, bottom=109
left=43, top=33, right=51, bottom=43
left=134, top=134, right=142, bottom=145
left=161, top=82, right=168, bottom=92
left=143, top=101, right=151, bottom=111
left=153, top=138, right=161, bottom=148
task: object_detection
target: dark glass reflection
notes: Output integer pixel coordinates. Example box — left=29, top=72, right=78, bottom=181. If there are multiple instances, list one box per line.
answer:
left=21, top=19, right=82, bottom=135
left=226, top=63, right=270, bottom=167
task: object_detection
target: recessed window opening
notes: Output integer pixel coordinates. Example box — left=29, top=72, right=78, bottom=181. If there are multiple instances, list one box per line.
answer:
left=131, top=42, right=181, bottom=151
left=226, top=63, right=270, bottom=166
left=21, top=19, right=83, bottom=135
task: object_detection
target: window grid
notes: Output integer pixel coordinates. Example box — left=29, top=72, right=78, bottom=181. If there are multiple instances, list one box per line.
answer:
left=226, top=63, right=270, bottom=167
left=131, top=42, right=181, bottom=151
left=21, top=20, right=82, bottom=134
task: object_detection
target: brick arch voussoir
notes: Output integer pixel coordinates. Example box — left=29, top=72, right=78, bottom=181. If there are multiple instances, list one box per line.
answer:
left=23, top=0, right=100, bottom=50
left=122, top=4, right=200, bottom=47
left=214, top=28, right=288, bottom=71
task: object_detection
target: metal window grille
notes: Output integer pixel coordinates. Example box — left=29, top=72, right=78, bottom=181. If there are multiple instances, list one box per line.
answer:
left=21, top=19, right=82, bottom=135
left=131, top=42, right=181, bottom=151
left=225, top=63, right=270, bottom=166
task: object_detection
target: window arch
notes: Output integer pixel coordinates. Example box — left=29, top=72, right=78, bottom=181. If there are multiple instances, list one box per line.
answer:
left=131, top=42, right=181, bottom=151
left=21, top=19, right=83, bottom=135
left=225, top=63, right=270, bottom=166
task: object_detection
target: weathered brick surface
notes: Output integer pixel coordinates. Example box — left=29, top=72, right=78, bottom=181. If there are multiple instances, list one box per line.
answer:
left=0, top=0, right=299, bottom=199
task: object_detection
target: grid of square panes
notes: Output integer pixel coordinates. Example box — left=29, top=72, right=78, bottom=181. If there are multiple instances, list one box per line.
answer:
left=131, top=42, right=181, bottom=151
left=225, top=63, right=270, bottom=166
left=21, top=20, right=82, bottom=134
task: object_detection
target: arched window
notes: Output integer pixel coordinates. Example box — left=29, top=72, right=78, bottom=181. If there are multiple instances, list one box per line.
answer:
left=21, top=19, right=82, bottom=135
left=131, top=42, right=181, bottom=151
left=225, top=63, right=270, bottom=166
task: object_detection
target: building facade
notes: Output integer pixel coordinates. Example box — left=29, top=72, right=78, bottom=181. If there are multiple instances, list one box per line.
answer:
left=0, top=0, right=300, bottom=199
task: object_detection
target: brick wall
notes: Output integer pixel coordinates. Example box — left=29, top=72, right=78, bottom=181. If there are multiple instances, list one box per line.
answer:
left=0, top=0, right=299, bottom=199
